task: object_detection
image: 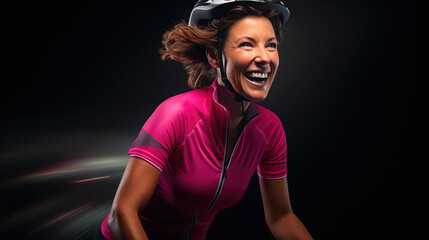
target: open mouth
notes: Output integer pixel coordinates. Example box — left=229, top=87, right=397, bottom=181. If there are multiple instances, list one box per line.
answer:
left=244, top=71, right=269, bottom=84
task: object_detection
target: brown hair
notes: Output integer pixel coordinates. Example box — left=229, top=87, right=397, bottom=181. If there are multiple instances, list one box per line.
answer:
left=160, top=6, right=283, bottom=89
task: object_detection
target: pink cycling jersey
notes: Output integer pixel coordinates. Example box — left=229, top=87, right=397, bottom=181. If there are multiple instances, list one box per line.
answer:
left=101, top=80, right=287, bottom=239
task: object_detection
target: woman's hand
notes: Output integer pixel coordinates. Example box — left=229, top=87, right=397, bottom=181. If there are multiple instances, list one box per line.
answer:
left=259, top=177, right=313, bottom=240
left=108, top=157, right=161, bottom=240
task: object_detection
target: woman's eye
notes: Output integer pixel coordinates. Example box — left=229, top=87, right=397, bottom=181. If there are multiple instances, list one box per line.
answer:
left=267, top=42, right=277, bottom=49
left=239, top=42, right=253, bottom=47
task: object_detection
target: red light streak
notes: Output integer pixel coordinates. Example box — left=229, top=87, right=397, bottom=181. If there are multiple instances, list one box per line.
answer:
left=46, top=201, right=95, bottom=227
left=71, top=176, right=111, bottom=184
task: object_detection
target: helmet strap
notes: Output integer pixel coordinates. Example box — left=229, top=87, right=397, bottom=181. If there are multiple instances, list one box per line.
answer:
left=217, top=18, right=249, bottom=103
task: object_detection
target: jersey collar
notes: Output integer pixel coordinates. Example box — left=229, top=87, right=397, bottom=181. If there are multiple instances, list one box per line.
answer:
left=210, top=80, right=259, bottom=124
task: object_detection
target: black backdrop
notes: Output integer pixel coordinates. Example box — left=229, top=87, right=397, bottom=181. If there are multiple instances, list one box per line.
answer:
left=1, top=0, right=426, bottom=239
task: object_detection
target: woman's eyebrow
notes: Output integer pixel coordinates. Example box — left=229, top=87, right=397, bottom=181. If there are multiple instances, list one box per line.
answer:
left=234, top=36, right=278, bottom=43
left=235, top=36, right=256, bottom=43
left=266, top=37, right=278, bottom=42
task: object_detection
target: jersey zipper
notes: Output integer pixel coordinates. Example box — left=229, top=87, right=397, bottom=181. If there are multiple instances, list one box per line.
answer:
left=184, top=122, right=232, bottom=240
left=183, top=109, right=259, bottom=239
left=205, top=121, right=232, bottom=211
left=205, top=112, right=259, bottom=211
left=184, top=211, right=199, bottom=240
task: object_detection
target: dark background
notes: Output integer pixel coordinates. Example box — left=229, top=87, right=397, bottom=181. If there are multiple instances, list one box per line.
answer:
left=0, top=0, right=426, bottom=239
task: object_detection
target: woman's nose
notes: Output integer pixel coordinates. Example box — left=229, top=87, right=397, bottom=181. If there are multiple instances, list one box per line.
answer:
left=254, top=48, right=270, bottom=64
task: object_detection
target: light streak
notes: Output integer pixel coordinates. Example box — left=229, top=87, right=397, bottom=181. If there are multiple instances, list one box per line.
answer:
left=71, top=176, right=111, bottom=184
left=45, top=201, right=95, bottom=227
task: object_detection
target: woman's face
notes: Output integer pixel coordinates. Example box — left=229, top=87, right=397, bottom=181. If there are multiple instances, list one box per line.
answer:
left=222, top=15, right=279, bottom=102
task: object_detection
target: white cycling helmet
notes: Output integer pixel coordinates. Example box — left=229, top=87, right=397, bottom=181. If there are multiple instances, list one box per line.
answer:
left=189, top=0, right=290, bottom=26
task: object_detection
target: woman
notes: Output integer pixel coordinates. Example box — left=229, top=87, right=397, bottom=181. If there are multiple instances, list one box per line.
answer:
left=96, top=1, right=312, bottom=239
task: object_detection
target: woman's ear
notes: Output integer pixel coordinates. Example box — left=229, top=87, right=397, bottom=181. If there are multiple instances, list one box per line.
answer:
left=206, top=47, right=219, bottom=68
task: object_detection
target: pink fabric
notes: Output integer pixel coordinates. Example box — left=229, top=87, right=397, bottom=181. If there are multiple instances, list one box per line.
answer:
left=101, top=80, right=286, bottom=239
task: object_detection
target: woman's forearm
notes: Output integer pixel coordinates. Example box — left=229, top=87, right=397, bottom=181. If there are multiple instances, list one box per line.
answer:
left=106, top=158, right=161, bottom=240
left=108, top=208, right=148, bottom=240
left=267, top=211, right=313, bottom=240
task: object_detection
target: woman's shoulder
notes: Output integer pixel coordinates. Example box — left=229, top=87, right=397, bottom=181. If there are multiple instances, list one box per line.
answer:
left=144, top=88, right=211, bottom=135
left=252, top=104, right=286, bottom=147
left=156, top=87, right=210, bottom=117
left=254, top=104, right=282, bottom=126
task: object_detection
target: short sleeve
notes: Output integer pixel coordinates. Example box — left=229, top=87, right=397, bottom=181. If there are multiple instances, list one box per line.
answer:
left=257, top=118, right=287, bottom=179
left=128, top=98, right=185, bottom=173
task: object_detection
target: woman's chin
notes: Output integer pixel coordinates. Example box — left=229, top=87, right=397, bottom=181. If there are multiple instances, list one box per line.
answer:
left=240, top=80, right=272, bottom=102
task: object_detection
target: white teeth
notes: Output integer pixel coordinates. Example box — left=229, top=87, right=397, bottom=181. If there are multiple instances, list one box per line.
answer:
left=248, top=72, right=268, bottom=78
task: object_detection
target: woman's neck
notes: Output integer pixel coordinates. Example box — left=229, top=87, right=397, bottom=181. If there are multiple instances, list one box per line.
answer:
left=216, top=80, right=250, bottom=121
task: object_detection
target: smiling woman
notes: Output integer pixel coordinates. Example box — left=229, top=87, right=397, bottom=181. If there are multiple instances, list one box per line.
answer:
left=218, top=15, right=279, bottom=102
left=95, top=1, right=313, bottom=240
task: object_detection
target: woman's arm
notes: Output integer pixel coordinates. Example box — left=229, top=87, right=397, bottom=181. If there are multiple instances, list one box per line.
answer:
left=108, top=157, right=161, bottom=240
left=259, top=177, right=313, bottom=240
